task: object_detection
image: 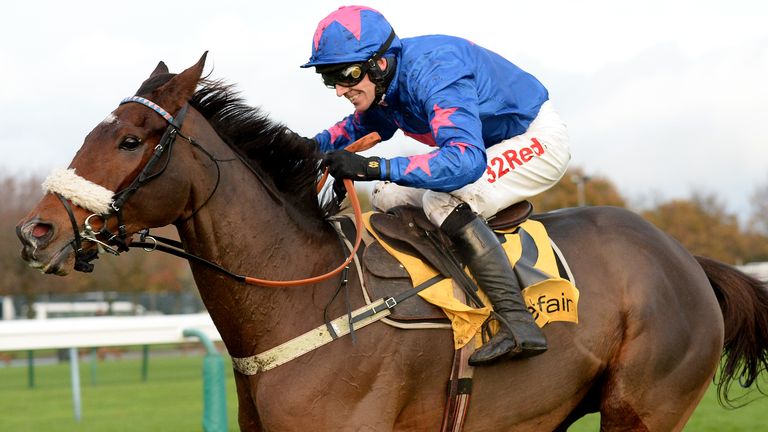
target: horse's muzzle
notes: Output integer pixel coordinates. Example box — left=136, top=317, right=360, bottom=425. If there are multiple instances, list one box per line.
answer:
left=16, top=220, right=72, bottom=275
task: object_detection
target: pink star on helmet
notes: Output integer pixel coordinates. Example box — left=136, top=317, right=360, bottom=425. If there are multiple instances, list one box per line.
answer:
left=403, top=152, right=438, bottom=176
left=430, top=104, right=458, bottom=138
left=314, top=6, right=375, bottom=49
left=327, top=119, right=350, bottom=144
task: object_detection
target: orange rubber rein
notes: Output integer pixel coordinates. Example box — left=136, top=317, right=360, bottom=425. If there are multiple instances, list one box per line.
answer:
left=244, top=132, right=382, bottom=287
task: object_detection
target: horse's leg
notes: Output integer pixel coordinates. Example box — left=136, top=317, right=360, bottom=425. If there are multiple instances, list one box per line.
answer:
left=392, top=329, right=456, bottom=431
left=598, top=256, right=723, bottom=431
left=233, top=372, right=261, bottom=431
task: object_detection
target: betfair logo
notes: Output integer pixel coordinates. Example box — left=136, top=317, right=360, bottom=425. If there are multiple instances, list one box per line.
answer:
left=522, top=282, right=579, bottom=327
left=368, top=161, right=380, bottom=169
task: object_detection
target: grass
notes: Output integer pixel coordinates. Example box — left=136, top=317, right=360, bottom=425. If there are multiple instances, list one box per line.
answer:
left=565, top=377, right=768, bottom=431
left=0, top=351, right=240, bottom=431
left=0, top=352, right=766, bottom=431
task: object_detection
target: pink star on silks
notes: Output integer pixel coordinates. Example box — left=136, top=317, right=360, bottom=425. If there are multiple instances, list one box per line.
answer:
left=403, top=152, right=438, bottom=176
left=430, top=104, right=458, bottom=138
left=313, top=6, right=374, bottom=49
left=327, top=119, right=350, bottom=144
left=448, top=141, right=471, bottom=154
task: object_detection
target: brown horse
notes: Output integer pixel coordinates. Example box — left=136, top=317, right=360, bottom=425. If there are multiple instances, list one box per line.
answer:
left=16, top=54, right=768, bottom=431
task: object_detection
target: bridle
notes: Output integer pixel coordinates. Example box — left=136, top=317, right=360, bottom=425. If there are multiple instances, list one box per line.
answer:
left=55, top=95, right=362, bottom=286
left=56, top=96, right=191, bottom=271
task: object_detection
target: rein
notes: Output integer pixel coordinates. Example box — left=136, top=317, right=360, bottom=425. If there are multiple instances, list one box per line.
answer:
left=55, top=95, right=363, bottom=287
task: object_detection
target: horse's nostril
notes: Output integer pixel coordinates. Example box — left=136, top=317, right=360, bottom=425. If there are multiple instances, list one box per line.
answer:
left=31, top=223, right=52, bottom=239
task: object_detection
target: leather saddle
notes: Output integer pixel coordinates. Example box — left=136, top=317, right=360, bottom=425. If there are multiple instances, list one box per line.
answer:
left=361, top=201, right=533, bottom=323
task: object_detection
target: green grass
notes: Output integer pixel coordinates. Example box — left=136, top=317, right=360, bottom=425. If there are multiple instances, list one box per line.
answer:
left=0, top=353, right=766, bottom=431
left=568, top=378, right=768, bottom=431
left=0, top=352, right=240, bottom=431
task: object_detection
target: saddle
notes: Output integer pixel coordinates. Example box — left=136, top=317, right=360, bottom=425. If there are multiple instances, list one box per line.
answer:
left=360, top=201, right=534, bottom=323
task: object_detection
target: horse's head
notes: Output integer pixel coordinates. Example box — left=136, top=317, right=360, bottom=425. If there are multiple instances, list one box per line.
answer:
left=17, top=54, right=209, bottom=275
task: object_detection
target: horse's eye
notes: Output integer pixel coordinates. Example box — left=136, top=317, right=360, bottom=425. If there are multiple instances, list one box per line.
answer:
left=119, top=136, right=142, bottom=151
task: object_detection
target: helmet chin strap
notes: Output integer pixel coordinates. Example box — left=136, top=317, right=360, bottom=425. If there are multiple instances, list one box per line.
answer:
left=366, top=30, right=398, bottom=107
left=372, top=55, right=397, bottom=106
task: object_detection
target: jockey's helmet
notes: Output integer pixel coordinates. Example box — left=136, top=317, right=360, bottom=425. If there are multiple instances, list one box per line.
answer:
left=301, top=6, right=401, bottom=69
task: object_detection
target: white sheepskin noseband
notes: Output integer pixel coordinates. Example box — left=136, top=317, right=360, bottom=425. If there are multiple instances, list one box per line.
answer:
left=42, top=168, right=115, bottom=215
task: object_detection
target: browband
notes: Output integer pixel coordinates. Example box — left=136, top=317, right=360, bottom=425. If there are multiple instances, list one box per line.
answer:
left=120, top=96, right=176, bottom=124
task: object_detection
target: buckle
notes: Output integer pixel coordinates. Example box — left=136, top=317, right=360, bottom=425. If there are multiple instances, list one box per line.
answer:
left=385, top=297, right=397, bottom=309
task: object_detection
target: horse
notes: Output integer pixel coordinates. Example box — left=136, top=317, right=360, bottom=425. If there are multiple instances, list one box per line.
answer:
left=16, top=54, right=768, bottom=431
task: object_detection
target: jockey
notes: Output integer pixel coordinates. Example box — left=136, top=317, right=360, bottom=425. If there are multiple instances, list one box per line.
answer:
left=302, top=6, right=570, bottom=365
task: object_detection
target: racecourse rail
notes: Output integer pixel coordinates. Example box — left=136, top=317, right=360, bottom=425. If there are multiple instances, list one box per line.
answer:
left=0, top=313, right=226, bottom=431
left=0, top=313, right=220, bottom=351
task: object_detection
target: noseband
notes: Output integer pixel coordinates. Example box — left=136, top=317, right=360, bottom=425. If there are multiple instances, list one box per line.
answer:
left=55, top=96, right=190, bottom=272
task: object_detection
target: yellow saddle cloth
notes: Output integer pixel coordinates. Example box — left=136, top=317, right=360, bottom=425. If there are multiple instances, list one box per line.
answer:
left=362, top=213, right=579, bottom=349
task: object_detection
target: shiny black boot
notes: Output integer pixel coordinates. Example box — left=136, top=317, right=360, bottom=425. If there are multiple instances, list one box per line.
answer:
left=441, top=204, right=547, bottom=365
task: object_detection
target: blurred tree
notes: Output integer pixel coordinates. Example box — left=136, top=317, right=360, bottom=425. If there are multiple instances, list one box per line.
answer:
left=641, top=192, right=752, bottom=263
left=529, top=166, right=627, bottom=212
left=741, top=231, right=768, bottom=263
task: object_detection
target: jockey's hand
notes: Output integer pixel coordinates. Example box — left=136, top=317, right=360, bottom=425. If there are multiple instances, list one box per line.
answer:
left=323, top=151, right=382, bottom=181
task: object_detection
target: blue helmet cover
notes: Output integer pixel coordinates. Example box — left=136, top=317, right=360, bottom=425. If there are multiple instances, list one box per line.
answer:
left=301, top=6, right=401, bottom=68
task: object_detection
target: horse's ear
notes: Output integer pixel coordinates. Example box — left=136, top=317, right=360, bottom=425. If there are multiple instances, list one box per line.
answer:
left=149, top=61, right=169, bottom=78
left=154, top=52, right=208, bottom=114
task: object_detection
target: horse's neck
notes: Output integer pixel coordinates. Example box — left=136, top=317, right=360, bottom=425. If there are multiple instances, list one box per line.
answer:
left=174, top=119, right=343, bottom=356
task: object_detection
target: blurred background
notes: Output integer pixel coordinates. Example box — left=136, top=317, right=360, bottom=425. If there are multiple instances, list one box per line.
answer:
left=1, top=1, right=767, bottom=430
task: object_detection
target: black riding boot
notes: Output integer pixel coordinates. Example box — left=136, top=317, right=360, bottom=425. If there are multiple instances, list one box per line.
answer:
left=441, top=204, right=547, bottom=365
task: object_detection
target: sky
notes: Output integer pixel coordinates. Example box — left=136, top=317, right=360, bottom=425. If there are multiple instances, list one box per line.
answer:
left=2, top=1, right=767, bottom=218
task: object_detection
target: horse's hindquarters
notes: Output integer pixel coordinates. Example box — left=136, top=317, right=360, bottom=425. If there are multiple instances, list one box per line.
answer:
left=534, top=206, right=724, bottom=430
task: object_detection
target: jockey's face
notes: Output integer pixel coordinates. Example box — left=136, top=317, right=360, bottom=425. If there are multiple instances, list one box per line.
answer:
left=332, top=57, right=387, bottom=113
left=334, top=75, right=376, bottom=112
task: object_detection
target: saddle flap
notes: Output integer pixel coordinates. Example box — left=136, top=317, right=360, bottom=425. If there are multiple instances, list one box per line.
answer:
left=487, top=201, right=533, bottom=231
left=363, top=241, right=410, bottom=279
left=362, top=241, right=448, bottom=322
left=369, top=206, right=456, bottom=278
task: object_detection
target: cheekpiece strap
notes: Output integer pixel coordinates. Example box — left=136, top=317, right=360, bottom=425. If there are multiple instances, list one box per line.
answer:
left=120, top=96, right=176, bottom=125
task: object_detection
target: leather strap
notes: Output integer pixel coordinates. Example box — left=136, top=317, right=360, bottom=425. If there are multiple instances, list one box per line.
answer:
left=231, top=274, right=444, bottom=375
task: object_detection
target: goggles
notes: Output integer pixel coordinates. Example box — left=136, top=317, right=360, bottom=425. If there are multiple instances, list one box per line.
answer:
left=317, top=30, right=396, bottom=89
left=320, top=63, right=369, bottom=89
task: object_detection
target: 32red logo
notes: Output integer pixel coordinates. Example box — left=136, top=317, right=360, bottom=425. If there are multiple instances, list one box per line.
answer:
left=486, top=138, right=545, bottom=184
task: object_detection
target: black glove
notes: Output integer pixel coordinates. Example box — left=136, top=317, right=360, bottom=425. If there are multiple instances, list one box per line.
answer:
left=322, top=151, right=382, bottom=181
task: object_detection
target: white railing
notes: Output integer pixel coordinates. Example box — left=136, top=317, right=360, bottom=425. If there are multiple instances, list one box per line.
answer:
left=737, top=262, right=768, bottom=282
left=0, top=313, right=221, bottom=351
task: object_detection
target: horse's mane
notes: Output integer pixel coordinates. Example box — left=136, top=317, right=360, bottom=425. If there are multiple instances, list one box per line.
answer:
left=138, top=74, right=337, bottom=220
